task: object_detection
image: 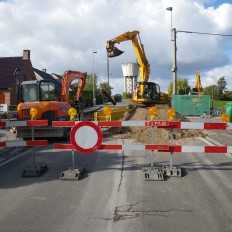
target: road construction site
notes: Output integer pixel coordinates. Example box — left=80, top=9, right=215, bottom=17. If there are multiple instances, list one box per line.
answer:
left=0, top=102, right=232, bottom=232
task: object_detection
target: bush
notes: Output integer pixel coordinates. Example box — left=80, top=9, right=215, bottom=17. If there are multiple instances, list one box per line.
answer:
left=122, top=92, right=133, bottom=99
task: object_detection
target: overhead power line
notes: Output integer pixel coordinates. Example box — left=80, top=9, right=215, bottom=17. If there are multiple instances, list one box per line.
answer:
left=177, top=30, right=232, bottom=37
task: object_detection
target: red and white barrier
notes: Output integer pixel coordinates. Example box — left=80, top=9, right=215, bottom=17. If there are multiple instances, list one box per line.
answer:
left=0, top=140, right=48, bottom=147
left=0, top=120, right=48, bottom=127
left=52, top=120, right=232, bottom=154
left=54, top=143, right=232, bottom=154
left=52, top=120, right=231, bottom=130
left=0, top=119, right=48, bottom=148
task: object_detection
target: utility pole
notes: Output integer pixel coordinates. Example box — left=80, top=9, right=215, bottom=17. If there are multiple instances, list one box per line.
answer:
left=166, top=7, right=177, bottom=95
left=172, top=28, right=177, bottom=95
left=93, top=51, right=97, bottom=106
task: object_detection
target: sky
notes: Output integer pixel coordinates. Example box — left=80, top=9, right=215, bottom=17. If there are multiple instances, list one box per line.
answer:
left=0, top=0, right=232, bottom=95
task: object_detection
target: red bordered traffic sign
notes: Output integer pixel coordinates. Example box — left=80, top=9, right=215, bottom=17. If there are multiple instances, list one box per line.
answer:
left=70, top=121, right=102, bottom=154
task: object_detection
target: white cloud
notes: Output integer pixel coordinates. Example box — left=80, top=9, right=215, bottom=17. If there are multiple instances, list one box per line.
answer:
left=0, top=0, right=231, bottom=95
left=203, top=65, right=232, bottom=89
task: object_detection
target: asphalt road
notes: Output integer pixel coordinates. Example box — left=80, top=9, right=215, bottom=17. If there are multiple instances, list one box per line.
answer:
left=0, top=111, right=232, bottom=231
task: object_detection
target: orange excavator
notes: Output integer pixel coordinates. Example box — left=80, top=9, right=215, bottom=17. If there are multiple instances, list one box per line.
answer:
left=61, top=70, right=86, bottom=103
left=16, top=70, right=87, bottom=138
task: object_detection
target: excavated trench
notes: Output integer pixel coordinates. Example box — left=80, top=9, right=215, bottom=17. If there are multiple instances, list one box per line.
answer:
left=104, top=105, right=208, bottom=145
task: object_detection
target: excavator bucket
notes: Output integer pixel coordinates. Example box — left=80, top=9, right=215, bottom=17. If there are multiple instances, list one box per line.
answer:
left=101, top=88, right=116, bottom=105
left=107, top=47, right=124, bottom=58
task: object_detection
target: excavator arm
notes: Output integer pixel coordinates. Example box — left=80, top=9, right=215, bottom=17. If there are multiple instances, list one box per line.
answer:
left=106, top=30, right=150, bottom=82
left=61, top=70, right=87, bottom=103
left=192, top=69, right=203, bottom=95
left=106, top=30, right=170, bottom=105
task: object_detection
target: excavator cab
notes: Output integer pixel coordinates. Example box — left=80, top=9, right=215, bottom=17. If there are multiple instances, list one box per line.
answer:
left=17, top=80, right=63, bottom=121
left=18, top=80, right=58, bottom=104
left=133, top=82, right=161, bottom=104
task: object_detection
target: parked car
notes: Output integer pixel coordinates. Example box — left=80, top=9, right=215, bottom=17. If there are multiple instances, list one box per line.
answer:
left=114, top=94, right=122, bottom=102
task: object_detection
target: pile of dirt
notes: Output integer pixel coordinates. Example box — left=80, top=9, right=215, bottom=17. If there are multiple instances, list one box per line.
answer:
left=105, top=105, right=208, bottom=144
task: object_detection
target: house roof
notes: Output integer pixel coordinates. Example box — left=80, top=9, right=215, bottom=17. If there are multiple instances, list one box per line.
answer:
left=51, top=73, right=63, bottom=84
left=34, top=68, right=62, bottom=90
left=0, top=56, right=27, bottom=88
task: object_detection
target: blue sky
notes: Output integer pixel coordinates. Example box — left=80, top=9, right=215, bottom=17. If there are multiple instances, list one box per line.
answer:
left=0, top=0, right=232, bottom=94
left=205, top=0, right=231, bottom=8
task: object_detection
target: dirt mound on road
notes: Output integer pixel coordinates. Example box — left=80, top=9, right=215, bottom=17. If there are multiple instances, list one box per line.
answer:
left=105, top=105, right=208, bottom=144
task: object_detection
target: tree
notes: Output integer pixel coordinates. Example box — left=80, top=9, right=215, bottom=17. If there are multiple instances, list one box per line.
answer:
left=84, top=73, right=98, bottom=91
left=98, top=81, right=113, bottom=103
left=203, top=76, right=229, bottom=101
left=73, top=73, right=98, bottom=106
left=217, top=76, right=227, bottom=94
left=122, top=92, right=133, bottom=99
left=203, top=85, right=220, bottom=101
left=167, top=78, right=191, bottom=96
left=99, top=82, right=113, bottom=95
left=203, top=85, right=213, bottom=96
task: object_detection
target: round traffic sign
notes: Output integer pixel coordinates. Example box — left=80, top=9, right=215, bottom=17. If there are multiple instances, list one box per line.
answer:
left=70, top=121, right=102, bottom=154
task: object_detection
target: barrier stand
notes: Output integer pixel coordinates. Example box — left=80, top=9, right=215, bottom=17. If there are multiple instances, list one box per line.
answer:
left=143, top=107, right=164, bottom=181
left=21, top=107, right=48, bottom=177
left=60, top=108, right=86, bottom=181
left=162, top=108, right=182, bottom=177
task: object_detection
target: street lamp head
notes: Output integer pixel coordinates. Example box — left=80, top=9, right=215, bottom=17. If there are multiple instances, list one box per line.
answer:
left=93, top=51, right=97, bottom=54
left=166, top=7, right=173, bottom=11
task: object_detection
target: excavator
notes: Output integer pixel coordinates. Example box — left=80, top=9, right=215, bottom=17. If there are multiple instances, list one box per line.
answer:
left=192, top=69, right=203, bottom=95
left=16, top=70, right=87, bottom=138
left=106, top=30, right=170, bottom=105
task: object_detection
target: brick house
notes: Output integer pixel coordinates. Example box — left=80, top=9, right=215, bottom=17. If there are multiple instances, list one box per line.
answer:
left=0, top=50, right=35, bottom=105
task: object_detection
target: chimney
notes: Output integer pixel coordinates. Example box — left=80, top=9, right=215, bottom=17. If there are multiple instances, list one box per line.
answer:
left=23, top=50, right=30, bottom=60
left=42, top=69, right=47, bottom=73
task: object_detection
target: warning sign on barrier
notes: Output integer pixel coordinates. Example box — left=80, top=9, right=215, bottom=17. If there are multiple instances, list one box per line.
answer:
left=70, top=121, right=102, bottom=154
left=145, top=120, right=170, bottom=127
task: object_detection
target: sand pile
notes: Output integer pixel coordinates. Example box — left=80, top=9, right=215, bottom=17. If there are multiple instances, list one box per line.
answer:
left=105, top=105, right=208, bottom=144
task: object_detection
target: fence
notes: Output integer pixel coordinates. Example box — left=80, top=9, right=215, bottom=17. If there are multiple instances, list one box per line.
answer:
left=0, top=119, right=48, bottom=177
left=52, top=119, right=232, bottom=180
left=0, top=116, right=231, bottom=180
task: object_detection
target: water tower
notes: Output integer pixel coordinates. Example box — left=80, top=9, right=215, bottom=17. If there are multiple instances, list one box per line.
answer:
left=121, top=63, right=139, bottom=93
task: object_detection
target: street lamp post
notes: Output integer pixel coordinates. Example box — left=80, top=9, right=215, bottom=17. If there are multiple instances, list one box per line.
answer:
left=93, top=51, right=97, bottom=106
left=166, top=7, right=173, bottom=41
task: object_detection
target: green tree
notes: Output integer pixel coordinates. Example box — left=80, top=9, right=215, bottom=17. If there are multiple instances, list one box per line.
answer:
left=223, top=91, right=232, bottom=101
left=217, top=76, right=227, bottom=94
left=98, top=81, right=113, bottom=103
left=167, top=78, right=191, bottom=96
left=204, top=76, right=229, bottom=101
left=122, top=92, right=133, bottom=99
left=99, top=82, right=113, bottom=95
left=203, top=85, right=213, bottom=96
left=84, top=73, right=98, bottom=91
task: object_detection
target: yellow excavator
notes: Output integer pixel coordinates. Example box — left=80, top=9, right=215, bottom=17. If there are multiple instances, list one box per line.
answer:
left=192, top=69, right=203, bottom=95
left=106, top=30, right=170, bottom=105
